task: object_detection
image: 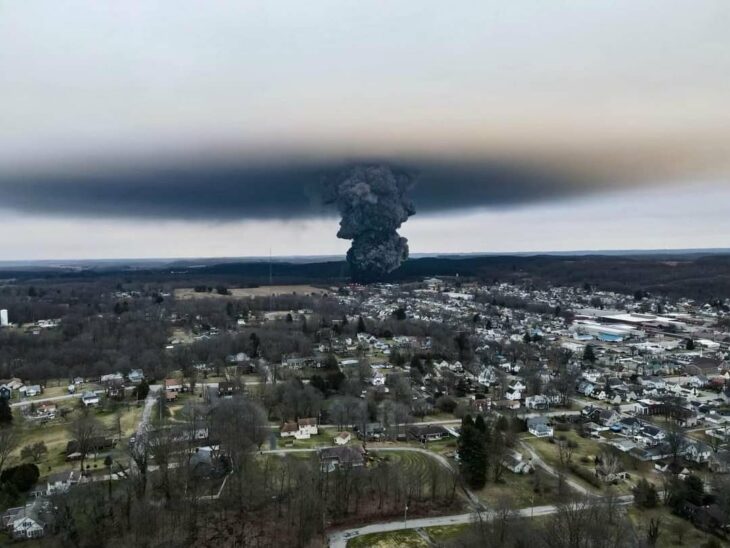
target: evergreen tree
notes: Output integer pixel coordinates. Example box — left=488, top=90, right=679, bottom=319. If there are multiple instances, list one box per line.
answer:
left=686, top=338, right=695, bottom=351
left=0, top=398, right=12, bottom=426
left=458, top=415, right=488, bottom=489
left=136, top=380, right=150, bottom=401
left=583, top=344, right=596, bottom=363
left=357, top=316, right=367, bottom=333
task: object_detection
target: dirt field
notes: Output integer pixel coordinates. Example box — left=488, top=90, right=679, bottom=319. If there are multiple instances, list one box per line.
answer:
left=175, top=285, right=329, bottom=300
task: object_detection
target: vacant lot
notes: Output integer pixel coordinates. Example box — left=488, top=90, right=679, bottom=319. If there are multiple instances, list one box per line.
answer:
left=175, top=285, right=329, bottom=300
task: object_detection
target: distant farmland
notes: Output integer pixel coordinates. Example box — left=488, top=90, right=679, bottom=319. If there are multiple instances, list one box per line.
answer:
left=175, top=285, right=329, bottom=300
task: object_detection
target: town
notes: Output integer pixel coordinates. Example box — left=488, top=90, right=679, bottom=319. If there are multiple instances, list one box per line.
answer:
left=0, top=274, right=729, bottom=547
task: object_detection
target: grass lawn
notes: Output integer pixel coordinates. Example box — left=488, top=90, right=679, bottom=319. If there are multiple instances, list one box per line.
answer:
left=95, top=403, right=143, bottom=438
left=11, top=402, right=143, bottom=479
left=525, top=430, right=603, bottom=469
left=474, top=470, right=562, bottom=508
left=627, top=507, right=726, bottom=548
left=277, top=434, right=334, bottom=449
left=12, top=419, right=76, bottom=477
left=425, top=524, right=468, bottom=542
left=523, top=431, right=641, bottom=494
left=348, top=530, right=428, bottom=548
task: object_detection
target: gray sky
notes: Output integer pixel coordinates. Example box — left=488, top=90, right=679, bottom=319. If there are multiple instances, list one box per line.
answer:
left=1, top=1, right=729, bottom=259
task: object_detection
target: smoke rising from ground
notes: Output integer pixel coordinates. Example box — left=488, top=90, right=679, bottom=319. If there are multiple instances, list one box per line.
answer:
left=325, top=165, right=415, bottom=281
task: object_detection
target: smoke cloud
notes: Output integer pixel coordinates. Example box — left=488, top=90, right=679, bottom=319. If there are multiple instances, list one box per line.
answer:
left=0, top=156, right=591, bottom=222
left=325, top=165, right=415, bottom=281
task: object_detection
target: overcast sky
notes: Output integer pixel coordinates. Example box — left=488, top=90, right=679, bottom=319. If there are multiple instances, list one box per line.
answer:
left=1, top=1, right=729, bottom=260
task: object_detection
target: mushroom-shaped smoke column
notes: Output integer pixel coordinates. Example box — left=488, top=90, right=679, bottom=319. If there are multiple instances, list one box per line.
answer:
left=326, top=165, right=416, bottom=283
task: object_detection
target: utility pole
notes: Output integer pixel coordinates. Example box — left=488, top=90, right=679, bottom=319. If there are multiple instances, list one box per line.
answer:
left=269, top=247, right=273, bottom=312
left=404, top=503, right=408, bottom=528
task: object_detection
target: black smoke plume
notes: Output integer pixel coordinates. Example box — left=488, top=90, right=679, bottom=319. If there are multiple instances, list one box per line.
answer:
left=325, top=165, right=415, bottom=282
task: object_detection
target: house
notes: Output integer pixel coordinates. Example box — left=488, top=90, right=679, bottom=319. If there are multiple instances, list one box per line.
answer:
left=11, top=515, right=45, bottom=539
left=508, top=380, right=526, bottom=392
left=280, top=418, right=318, bottom=440
left=527, top=417, right=553, bottom=438
left=334, top=432, right=351, bottom=445
left=105, top=378, right=125, bottom=400
left=45, top=470, right=80, bottom=496
left=578, top=381, right=595, bottom=397
left=477, top=366, right=499, bottom=386
left=164, top=378, right=183, bottom=392
left=525, top=395, right=549, bottom=410
left=23, top=385, right=42, bottom=398
left=100, top=373, right=124, bottom=384
left=298, top=418, right=318, bottom=437
left=501, top=450, right=533, bottom=474
left=34, top=404, right=57, bottom=421
left=494, top=399, right=520, bottom=411
left=81, top=391, right=100, bottom=407
left=407, top=424, right=449, bottom=443
left=617, top=417, right=643, bottom=437
left=685, top=441, right=712, bottom=464
left=641, top=424, right=667, bottom=445
left=218, top=381, right=243, bottom=398
left=355, top=423, right=386, bottom=441
left=505, top=387, right=522, bottom=401
left=371, top=372, right=386, bottom=386
left=128, top=369, right=145, bottom=384
left=597, top=409, right=621, bottom=428
left=65, top=437, right=115, bottom=460
left=709, top=450, right=730, bottom=474
left=3, top=501, right=48, bottom=539
left=319, top=445, right=366, bottom=471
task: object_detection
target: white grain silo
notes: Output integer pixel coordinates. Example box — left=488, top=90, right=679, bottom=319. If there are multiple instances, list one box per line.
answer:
left=0, top=310, right=8, bottom=327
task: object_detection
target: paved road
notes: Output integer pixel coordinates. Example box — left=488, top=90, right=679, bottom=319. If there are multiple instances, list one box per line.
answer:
left=134, top=385, right=160, bottom=448
left=327, top=497, right=634, bottom=547
left=10, top=390, right=104, bottom=408
left=518, top=440, right=595, bottom=497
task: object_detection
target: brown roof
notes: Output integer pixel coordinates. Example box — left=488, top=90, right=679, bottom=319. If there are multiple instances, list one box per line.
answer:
left=281, top=422, right=298, bottom=433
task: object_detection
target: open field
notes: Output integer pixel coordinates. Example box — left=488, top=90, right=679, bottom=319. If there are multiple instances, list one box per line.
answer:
left=175, top=285, right=329, bottom=300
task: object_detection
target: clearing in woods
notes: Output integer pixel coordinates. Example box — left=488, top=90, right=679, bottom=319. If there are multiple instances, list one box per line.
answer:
left=175, top=285, right=329, bottom=299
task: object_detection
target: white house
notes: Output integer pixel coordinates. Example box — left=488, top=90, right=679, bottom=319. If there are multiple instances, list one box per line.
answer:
left=502, top=450, right=533, bottom=474
left=371, top=372, right=386, bottom=386
left=525, top=395, right=549, bottom=410
left=46, top=470, right=80, bottom=496
left=478, top=366, right=499, bottom=386
left=281, top=418, right=318, bottom=440
left=527, top=417, right=553, bottom=438
left=23, top=385, right=42, bottom=398
left=11, top=516, right=44, bottom=539
left=81, top=391, right=100, bottom=407
left=334, top=432, right=351, bottom=446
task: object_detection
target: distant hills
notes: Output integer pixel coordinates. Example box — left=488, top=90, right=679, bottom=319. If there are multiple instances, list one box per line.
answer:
left=1, top=251, right=729, bottom=301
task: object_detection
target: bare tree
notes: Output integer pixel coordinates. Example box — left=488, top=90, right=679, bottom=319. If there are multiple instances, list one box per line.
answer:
left=0, top=426, right=19, bottom=474
left=69, top=411, right=105, bottom=474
